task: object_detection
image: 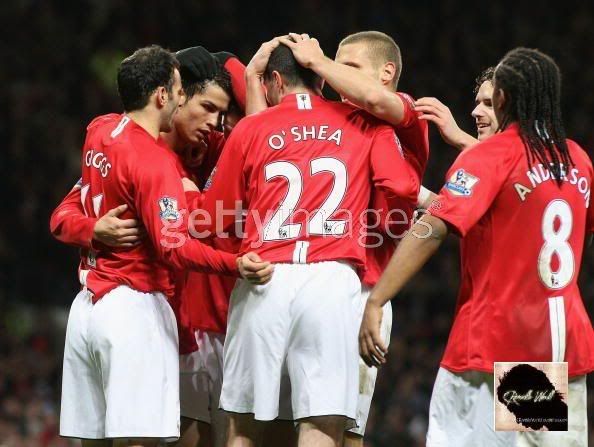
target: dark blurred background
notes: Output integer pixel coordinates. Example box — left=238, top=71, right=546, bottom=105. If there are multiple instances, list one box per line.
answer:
left=1, top=1, right=593, bottom=445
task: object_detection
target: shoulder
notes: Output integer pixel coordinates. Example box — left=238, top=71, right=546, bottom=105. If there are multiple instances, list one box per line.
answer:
left=567, top=138, right=592, bottom=167
left=86, top=113, right=122, bottom=131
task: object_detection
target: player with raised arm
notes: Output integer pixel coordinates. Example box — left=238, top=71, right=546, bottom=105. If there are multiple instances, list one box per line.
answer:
left=275, top=31, right=429, bottom=446
left=359, top=48, right=594, bottom=446
left=414, top=66, right=496, bottom=209
left=200, top=42, right=419, bottom=447
left=56, top=45, right=270, bottom=447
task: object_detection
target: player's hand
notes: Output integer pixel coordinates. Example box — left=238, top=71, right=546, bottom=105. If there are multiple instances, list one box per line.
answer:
left=182, top=177, right=200, bottom=192
left=278, top=33, right=325, bottom=69
left=176, top=46, right=218, bottom=80
left=359, top=298, right=387, bottom=368
left=414, top=97, right=468, bottom=149
left=246, top=38, right=283, bottom=78
left=238, top=252, right=274, bottom=285
left=93, top=204, right=145, bottom=248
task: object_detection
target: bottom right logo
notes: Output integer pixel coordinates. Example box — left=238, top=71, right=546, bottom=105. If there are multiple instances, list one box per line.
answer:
left=494, top=362, right=568, bottom=432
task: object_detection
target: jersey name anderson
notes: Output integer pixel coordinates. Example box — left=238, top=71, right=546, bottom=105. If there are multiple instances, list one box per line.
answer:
left=515, top=162, right=591, bottom=204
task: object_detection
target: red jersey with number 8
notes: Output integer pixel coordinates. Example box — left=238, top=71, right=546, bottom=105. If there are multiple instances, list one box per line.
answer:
left=429, top=124, right=594, bottom=377
left=200, top=93, right=419, bottom=270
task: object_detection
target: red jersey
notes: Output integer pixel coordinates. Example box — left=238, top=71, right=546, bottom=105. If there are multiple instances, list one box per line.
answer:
left=199, top=93, right=419, bottom=268
left=179, top=131, right=241, bottom=337
left=363, top=92, right=430, bottom=286
left=77, top=113, right=238, bottom=301
left=429, top=124, right=594, bottom=377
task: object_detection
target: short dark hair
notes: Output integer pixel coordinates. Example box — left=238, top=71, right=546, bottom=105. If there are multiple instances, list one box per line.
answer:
left=339, top=31, right=402, bottom=87
left=263, top=43, right=321, bottom=90
left=473, top=66, right=495, bottom=95
left=181, top=66, right=232, bottom=101
left=117, top=45, right=179, bottom=112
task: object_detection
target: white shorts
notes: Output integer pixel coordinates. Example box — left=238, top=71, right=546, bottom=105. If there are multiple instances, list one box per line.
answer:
left=219, top=261, right=361, bottom=425
left=348, top=286, right=392, bottom=436
left=179, top=330, right=226, bottom=425
left=60, top=286, right=180, bottom=441
left=427, top=367, right=588, bottom=447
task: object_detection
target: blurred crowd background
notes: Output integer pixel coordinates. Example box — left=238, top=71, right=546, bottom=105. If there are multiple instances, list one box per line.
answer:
left=2, top=1, right=593, bottom=445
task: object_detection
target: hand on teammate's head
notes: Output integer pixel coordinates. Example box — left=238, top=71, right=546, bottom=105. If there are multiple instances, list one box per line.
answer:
left=176, top=46, right=219, bottom=82
left=246, top=37, right=283, bottom=78
left=278, top=33, right=324, bottom=69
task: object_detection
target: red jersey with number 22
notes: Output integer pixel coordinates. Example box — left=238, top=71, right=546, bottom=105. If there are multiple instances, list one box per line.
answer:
left=200, top=93, right=419, bottom=268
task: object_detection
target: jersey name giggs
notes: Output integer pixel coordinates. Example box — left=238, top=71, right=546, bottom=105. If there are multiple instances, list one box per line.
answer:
left=84, top=149, right=112, bottom=178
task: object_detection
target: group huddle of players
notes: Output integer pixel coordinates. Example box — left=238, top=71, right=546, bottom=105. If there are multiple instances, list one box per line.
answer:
left=50, top=31, right=594, bottom=447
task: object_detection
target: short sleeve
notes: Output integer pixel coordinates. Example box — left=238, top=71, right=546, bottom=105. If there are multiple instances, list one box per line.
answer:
left=428, top=140, right=512, bottom=237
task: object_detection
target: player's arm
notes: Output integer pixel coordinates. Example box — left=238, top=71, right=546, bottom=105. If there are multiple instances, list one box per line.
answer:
left=360, top=141, right=510, bottom=367
left=245, top=38, right=282, bottom=115
left=417, top=185, right=438, bottom=210
left=279, top=34, right=407, bottom=126
left=359, top=214, right=448, bottom=367
left=369, top=126, right=420, bottom=206
left=414, top=97, right=478, bottom=151
left=50, top=179, right=143, bottom=248
left=133, top=158, right=238, bottom=275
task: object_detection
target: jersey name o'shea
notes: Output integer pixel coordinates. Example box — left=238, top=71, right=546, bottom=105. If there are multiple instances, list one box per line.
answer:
left=268, top=125, right=342, bottom=150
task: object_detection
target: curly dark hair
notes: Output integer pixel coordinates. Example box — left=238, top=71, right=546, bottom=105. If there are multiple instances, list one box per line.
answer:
left=117, top=45, right=179, bottom=112
left=473, top=66, right=495, bottom=95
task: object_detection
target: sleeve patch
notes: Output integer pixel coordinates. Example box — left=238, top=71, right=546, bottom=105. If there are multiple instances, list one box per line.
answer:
left=445, top=169, right=480, bottom=196
left=158, top=197, right=181, bottom=222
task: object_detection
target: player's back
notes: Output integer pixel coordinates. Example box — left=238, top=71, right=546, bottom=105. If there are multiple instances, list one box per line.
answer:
left=439, top=124, right=594, bottom=375
left=79, top=114, right=175, bottom=301
left=225, top=93, right=418, bottom=268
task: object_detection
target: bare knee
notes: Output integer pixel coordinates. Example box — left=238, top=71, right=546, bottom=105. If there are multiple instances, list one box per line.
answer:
left=342, top=431, right=363, bottom=447
left=226, top=413, right=264, bottom=447
left=298, top=416, right=347, bottom=447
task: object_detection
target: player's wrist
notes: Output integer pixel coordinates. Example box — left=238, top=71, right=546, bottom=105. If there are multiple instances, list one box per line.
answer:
left=453, top=131, right=478, bottom=151
left=310, top=55, right=331, bottom=73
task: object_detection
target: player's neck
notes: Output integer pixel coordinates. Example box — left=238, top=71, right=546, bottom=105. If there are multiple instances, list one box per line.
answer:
left=126, top=110, right=161, bottom=140
left=160, top=127, right=180, bottom=152
left=281, top=85, right=321, bottom=100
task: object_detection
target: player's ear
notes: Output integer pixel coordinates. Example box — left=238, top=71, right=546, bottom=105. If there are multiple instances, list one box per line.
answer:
left=156, top=86, right=168, bottom=108
left=380, top=61, right=396, bottom=87
left=272, top=70, right=283, bottom=90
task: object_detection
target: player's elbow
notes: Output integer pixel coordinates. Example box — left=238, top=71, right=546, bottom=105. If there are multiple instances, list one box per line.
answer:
left=49, top=210, right=63, bottom=239
left=362, top=88, right=386, bottom=114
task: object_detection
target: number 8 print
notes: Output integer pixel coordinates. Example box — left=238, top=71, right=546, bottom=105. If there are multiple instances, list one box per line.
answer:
left=538, top=199, right=574, bottom=290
